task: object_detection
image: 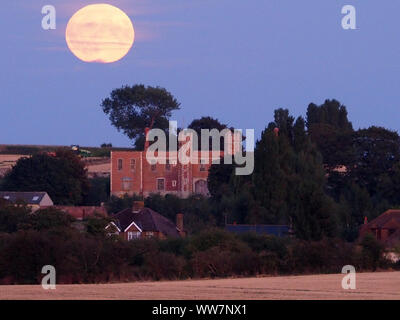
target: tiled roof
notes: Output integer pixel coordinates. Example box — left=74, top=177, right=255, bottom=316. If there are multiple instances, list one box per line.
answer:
left=0, top=191, right=49, bottom=205
left=225, top=224, right=290, bottom=237
left=365, top=210, right=400, bottom=229
left=113, top=207, right=180, bottom=237
left=51, top=206, right=107, bottom=220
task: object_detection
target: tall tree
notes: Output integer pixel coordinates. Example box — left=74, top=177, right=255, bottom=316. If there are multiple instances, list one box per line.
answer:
left=188, top=116, right=230, bottom=151
left=306, top=99, right=354, bottom=170
left=352, top=126, right=400, bottom=195
left=101, top=85, right=181, bottom=150
left=252, top=110, right=337, bottom=239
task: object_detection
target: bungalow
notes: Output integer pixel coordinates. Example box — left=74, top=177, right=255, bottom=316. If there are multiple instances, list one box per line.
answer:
left=107, top=201, right=185, bottom=240
left=0, top=191, right=107, bottom=219
left=359, top=209, right=400, bottom=247
left=0, top=191, right=53, bottom=211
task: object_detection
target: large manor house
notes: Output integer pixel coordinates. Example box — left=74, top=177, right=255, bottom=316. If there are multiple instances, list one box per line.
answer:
left=111, top=130, right=242, bottom=198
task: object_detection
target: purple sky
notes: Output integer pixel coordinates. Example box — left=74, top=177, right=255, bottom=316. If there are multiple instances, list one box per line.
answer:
left=1, top=0, right=400, bottom=147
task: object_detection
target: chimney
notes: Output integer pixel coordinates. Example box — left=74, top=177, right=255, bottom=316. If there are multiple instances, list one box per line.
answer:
left=144, top=127, right=150, bottom=151
left=133, top=201, right=145, bottom=213
left=176, top=213, right=184, bottom=236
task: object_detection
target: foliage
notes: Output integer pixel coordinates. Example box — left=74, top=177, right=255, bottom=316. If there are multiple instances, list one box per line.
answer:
left=0, top=201, right=393, bottom=284
left=106, top=194, right=143, bottom=214
left=360, top=234, right=386, bottom=271
left=101, top=84, right=180, bottom=150
left=84, top=177, right=110, bottom=206
left=188, top=116, right=229, bottom=150
left=1, top=150, right=89, bottom=205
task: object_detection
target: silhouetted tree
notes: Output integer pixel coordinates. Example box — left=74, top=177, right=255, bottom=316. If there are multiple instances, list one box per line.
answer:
left=101, top=85, right=180, bottom=150
left=2, top=150, right=89, bottom=205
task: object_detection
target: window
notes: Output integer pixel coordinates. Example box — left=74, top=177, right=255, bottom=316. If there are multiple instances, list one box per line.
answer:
left=166, top=159, right=171, bottom=171
left=122, top=177, right=132, bottom=191
left=145, top=232, right=154, bottom=238
left=127, top=231, right=141, bottom=240
left=172, top=180, right=177, bottom=187
left=151, top=163, right=156, bottom=172
left=117, top=159, right=123, bottom=171
left=130, top=159, right=136, bottom=172
left=200, top=159, right=207, bottom=172
left=32, top=196, right=39, bottom=201
left=157, top=178, right=165, bottom=191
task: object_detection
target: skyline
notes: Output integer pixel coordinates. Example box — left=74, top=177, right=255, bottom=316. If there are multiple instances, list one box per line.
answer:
left=1, top=0, right=400, bottom=147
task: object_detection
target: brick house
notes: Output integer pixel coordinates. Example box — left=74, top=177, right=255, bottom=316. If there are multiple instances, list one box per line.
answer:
left=106, top=201, right=185, bottom=240
left=110, top=129, right=242, bottom=198
left=111, top=150, right=226, bottom=198
left=359, top=209, right=400, bottom=247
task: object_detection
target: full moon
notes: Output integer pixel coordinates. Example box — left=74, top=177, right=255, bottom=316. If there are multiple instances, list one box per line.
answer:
left=66, top=4, right=135, bottom=63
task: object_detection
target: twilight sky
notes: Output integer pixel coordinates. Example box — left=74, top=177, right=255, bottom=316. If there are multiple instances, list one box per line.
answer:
left=1, top=0, right=399, bottom=147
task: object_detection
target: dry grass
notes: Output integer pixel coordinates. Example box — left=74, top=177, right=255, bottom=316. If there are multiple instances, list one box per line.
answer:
left=0, top=155, right=28, bottom=169
left=0, top=272, right=399, bottom=300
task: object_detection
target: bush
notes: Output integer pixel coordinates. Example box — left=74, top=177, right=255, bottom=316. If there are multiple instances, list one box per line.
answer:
left=360, top=234, right=386, bottom=271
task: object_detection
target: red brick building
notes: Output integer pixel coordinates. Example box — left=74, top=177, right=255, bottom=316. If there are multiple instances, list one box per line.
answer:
left=359, top=209, right=400, bottom=247
left=111, top=150, right=227, bottom=198
left=111, top=128, right=243, bottom=198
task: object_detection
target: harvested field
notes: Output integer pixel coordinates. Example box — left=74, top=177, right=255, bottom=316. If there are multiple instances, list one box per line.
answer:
left=0, top=272, right=399, bottom=300
left=0, top=155, right=29, bottom=177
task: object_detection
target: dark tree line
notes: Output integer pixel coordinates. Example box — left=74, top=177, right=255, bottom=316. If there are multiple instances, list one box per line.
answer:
left=0, top=200, right=391, bottom=284
left=207, top=99, right=400, bottom=241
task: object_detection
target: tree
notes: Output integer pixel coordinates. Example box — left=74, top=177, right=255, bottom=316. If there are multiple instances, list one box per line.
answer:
left=252, top=109, right=338, bottom=239
left=306, top=99, right=353, bottom=131
left=377, top=161, right=400, bottom=206
left=187, top=116, right=233, bottom=151
left=106, top=194, right=143, bottom=214
left=207, top=160, right=234, bottom=199
left=2, top=150, right=89, bottom=205
left=85, top=214, right=113, bottom=237
left=21, top=207, right=75, bottom=231
left=0, top=200, right=30, bottom=233
left=352, top=126, right=400, bottom=195
left=84, top=177, right=110, bottom=206
left=306, top=99, right=355, bottom=169
left=101, top=85, right=181, bottom=150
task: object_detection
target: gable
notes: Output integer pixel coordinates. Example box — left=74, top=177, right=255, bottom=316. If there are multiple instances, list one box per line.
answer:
left=105, top=222, right=120, bottom=233
left=124, top=221, right=142, bottom=232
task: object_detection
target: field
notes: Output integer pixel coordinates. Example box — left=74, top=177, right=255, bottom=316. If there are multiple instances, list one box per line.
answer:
left=0, top=272, right=399, bottom=300
left=0, top=154, right=110, bottom=178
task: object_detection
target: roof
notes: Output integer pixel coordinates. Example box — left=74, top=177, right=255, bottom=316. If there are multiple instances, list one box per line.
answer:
left=0, top=191, right=50, bottom=205
left=363, top=210, right=400, bottom=229
left=113, top=207, right=180, bottom=237
left=225, top=224, right=290, bottom=237
left=51, top=206, right=108, bottom=220
left=360, top=210, right=400, bottom=246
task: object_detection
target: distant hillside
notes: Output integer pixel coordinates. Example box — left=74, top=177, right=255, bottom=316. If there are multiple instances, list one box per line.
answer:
left=0, top=144, right=132, bottom=157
